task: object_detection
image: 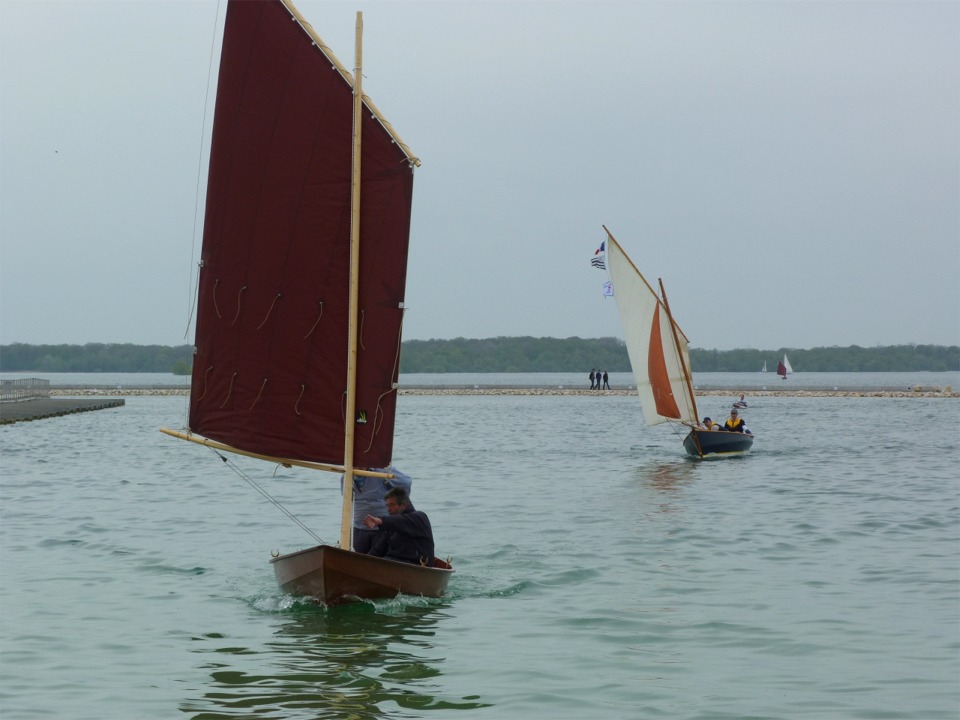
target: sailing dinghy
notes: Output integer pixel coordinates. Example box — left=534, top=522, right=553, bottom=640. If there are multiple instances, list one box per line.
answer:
left=777, top=354, right=792, bottom=380
left=161, top=0, right=452, bottom=605
left=602, top=226, right=754, bottom=459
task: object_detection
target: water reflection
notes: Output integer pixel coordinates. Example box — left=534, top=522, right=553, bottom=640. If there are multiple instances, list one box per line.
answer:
left=639, top=461, right=695, bottom=493
left=634, top=458, right=697, bottom=514
left=183, top=599, right=490, bottom=719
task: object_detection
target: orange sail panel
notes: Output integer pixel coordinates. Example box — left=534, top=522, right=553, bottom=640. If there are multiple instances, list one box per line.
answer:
left=647, top=305, right=682, bottom=419
left=188, top=0, right=414, bottom=466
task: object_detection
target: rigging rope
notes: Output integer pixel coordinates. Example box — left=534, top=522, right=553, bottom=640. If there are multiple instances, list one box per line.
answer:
left=218, top=372, right=236, bottom=409
left=183, top=1, right=223, bottom=341
left=256, top=292, right=282, bottom=330
left=207, top=446, right=326, bottom=546
left=231, top=286, right=247, bottom=325
left=304, top=301, right=323, bottom=338
left=667, top=420, right=689, bottom=441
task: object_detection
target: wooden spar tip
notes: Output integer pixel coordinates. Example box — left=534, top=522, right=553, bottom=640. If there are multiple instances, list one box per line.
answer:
left=278, top=0, right=421, bottom=167
left=602, top=225, right=691, bottom=345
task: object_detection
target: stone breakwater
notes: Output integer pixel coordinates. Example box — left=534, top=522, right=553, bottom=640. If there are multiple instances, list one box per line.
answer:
left=0, top=397, right=125, bottom=425
left=47, top=387, right=958, bottom=399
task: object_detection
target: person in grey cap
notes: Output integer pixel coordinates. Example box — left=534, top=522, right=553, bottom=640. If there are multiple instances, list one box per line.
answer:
left=724, top=408, right=748, bottom=433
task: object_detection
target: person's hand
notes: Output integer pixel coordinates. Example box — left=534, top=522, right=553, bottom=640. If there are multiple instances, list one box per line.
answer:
left=363, top=514, right=382, bottom=528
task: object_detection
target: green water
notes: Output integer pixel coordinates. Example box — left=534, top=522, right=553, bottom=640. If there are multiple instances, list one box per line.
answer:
left=1, top=395, right=957, bottom=718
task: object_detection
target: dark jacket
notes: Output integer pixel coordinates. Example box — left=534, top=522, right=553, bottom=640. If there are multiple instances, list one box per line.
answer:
left=369, top=503, right=435, bottom=565
left=724, top=417, right=745, bottom=432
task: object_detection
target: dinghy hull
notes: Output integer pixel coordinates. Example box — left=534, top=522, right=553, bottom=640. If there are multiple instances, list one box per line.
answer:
left=684, top=429, right=754, bottom=459
left=270, top=544, right=453, bottom=606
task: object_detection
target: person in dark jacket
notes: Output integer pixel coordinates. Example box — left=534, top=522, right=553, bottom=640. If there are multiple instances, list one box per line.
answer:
left=342, top=466, right=412, bottom=554
left=362, top=488, right=435, bottom=566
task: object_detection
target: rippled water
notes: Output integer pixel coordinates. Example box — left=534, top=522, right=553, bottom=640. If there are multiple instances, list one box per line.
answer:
left=1, top=394, right=957, bottom=719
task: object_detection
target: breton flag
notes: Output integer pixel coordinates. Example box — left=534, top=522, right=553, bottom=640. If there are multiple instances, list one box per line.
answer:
left=602, top=281, right=614, bottom=297
left=591, top=241, right=606, bottom=269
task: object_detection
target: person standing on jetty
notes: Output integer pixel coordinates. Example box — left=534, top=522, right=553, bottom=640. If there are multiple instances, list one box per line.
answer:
left=602, top=371, right=610, bottom=390
left=589, top=369, right=596, bottom=390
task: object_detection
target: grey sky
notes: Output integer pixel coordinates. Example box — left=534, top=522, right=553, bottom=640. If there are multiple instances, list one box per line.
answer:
left=1, top=0, right=957, bottom=351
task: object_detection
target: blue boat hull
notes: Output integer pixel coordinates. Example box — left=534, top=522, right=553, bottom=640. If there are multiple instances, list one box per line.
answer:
left=684, top=428, right=754, bottom=458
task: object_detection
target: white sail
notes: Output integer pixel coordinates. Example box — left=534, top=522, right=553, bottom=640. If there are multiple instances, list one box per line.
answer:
left=762, top=361, right=767, bottom=372
left=783, top=354, right=793, bottom=374
left=604, top=230, right=697, bottom=427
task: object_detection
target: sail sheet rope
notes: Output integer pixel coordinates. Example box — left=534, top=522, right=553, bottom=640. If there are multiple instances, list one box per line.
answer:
left=667, top=421, right=690, bottom=442
left=208, top=447, right=327, bottom=545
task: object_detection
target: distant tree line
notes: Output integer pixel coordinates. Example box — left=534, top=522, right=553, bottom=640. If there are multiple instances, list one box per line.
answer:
left=404, top=338, right=958, bottom=372
left=401, top=336, right=629, bottom=373
left=0, top=343, right=194, bottom=374
left=690, top=344, right=959, bottom=372
left=1, top=339, right=957, bottom=374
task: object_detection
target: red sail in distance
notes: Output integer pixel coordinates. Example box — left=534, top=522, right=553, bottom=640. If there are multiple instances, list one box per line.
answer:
left=647, top=304, right=682, bottom=419
left=777, top=361, right=787, bottom=379
left=189, top=0, right=415, bottom=467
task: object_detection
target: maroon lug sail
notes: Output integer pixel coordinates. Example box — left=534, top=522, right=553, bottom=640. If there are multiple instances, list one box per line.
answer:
left=189, top=0, right=415, bottom=467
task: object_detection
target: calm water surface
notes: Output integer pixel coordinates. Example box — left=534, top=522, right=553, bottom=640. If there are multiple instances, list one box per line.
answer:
left=1, top=393, right=957, bottom=719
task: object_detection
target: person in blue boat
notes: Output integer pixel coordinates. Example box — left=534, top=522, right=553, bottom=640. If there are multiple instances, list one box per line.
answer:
left=363, top=487, right=435, bottom=566
left=724, top=408, right=751, bottom=433
left=344, top=466, right=412, bottom=554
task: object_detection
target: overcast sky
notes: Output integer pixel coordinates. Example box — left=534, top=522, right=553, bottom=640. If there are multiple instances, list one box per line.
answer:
left=1, top=0, right=957, bottom=351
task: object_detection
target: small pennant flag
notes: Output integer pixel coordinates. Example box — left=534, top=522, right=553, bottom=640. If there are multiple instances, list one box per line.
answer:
left=602, top=281, right=614, bottom=297
left=594, top=241, right=605, bottom=255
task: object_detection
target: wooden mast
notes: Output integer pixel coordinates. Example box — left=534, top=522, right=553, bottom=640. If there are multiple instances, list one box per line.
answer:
left=658, top=278, right=703, bottom=457
left=340, top=11, right=364, bottom=551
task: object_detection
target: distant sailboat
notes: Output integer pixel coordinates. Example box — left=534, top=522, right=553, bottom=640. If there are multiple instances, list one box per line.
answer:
left=602, top=226, right=753, bottom=459
left=762, top=361, right=767, bottom=373
left=777, top=354, right=793, bottom=380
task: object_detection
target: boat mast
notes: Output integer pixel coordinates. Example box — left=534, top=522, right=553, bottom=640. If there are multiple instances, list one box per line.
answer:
left=340, top=12, right=364, bottom=551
